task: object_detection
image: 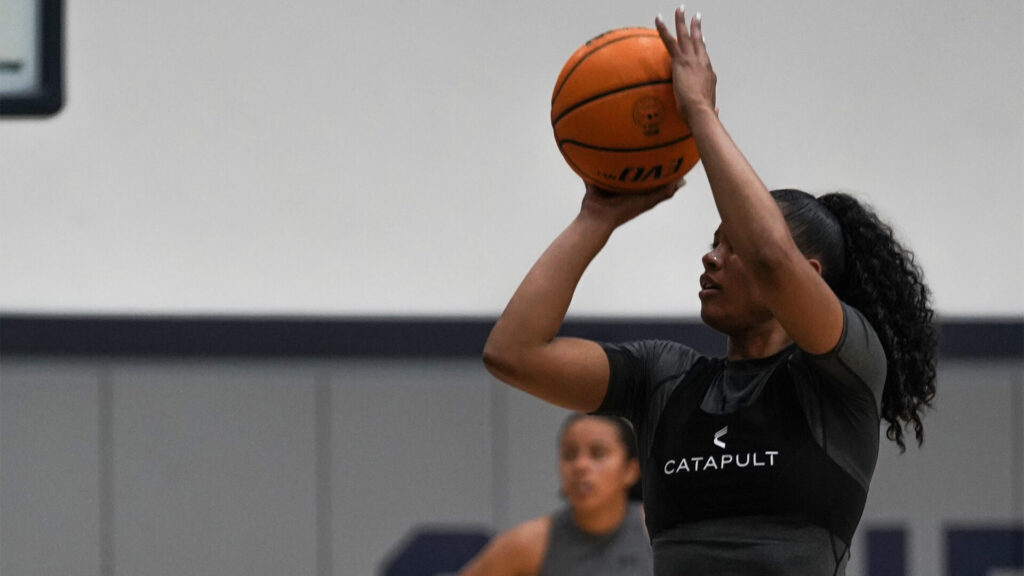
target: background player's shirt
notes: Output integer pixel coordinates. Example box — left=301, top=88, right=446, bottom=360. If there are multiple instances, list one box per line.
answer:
left=538, top=503, right=652, bottom=576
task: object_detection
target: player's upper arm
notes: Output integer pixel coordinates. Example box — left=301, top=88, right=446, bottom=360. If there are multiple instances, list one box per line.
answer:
left=483, top=336, right=610, bottom=413
left=748, top=240, right=844, bottom=356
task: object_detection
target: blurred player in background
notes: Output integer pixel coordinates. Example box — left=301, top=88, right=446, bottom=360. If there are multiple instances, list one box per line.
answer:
left=459, top=413, right=652, bottom=576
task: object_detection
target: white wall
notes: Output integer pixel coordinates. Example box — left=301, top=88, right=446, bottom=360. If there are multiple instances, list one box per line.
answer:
left=1, top=0, right=1022, bottom=317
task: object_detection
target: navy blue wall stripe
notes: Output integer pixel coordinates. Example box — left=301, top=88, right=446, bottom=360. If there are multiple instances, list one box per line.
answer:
left=0, top=315, right=1020, bottom=359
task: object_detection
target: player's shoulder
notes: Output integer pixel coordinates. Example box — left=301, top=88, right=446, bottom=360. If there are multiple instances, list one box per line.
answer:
left=793, top=302, right=886, bottom=408
left=459, top=516, right=550, bottom=576
left=509, top=514, right=552, bottom=542
left=603, top=339, right=702, bottom=367
left=498, top=515, right=551, bottom=571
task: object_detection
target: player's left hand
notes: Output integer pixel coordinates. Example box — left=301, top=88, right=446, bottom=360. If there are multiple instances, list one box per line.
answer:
left=655, top=7, right=716, bottom=124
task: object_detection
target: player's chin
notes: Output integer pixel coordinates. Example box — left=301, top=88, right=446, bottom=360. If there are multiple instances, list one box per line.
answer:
left=699, top=303, right=725, bottom=332
left=700, top=302, right=741, bottom=337
left=568, top=492, right=607, bottom=513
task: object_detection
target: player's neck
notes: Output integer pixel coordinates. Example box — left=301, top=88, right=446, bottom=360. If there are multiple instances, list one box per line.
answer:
left=726, top=320, right=793, bottom=360
left=572, top=497, right=628, bottom=536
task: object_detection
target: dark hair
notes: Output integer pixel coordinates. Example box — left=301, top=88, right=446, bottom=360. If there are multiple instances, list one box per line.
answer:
left=560, top=413, right=643, bottom=500
left=771, top=189, right=938, bottom=451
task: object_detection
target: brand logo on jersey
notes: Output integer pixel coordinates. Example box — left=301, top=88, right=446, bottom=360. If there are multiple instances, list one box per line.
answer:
left=662, top=450, right=779, bottom=475
left=713, top=426, right=728, bottom=449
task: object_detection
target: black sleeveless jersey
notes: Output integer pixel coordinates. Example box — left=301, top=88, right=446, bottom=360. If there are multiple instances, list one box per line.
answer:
left=595, top=303, right=886, bottom=574
left=644, top=356, right=867, bottom=545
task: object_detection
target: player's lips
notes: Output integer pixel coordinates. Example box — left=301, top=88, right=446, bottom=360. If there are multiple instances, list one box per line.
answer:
left=699, top=274, right=721, bottom=298
left=567, top=480, right=594, bottom=498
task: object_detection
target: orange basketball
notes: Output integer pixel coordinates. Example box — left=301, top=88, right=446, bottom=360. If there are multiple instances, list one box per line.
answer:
left=551, top=28, right=699, bottom=193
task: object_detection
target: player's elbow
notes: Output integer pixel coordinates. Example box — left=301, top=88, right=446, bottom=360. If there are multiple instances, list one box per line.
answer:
left=482, top=330, right=542, bottom=392
left=482, top=341, right=509, bottom=380
left=482, top=333, right=522, bottom=385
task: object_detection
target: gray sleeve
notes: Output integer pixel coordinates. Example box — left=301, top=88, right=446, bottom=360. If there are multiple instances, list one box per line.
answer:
left=803, top=301, right=887, bottom=414
left=791, top=303, right=888, bottom=488
left=594, top=339, right=700, bottom=434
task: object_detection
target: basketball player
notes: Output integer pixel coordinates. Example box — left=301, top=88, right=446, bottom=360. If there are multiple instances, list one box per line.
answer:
left=458, top=414, right=652, bottom=576
left=481, top=7, right=937, bottom=575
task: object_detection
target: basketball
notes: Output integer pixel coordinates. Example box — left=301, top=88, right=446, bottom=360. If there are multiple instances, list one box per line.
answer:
left=551, top=28, right=699, bottom=193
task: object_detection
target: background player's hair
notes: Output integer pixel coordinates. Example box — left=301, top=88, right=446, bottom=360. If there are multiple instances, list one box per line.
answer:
left=771, top=189, right=938, bottom=451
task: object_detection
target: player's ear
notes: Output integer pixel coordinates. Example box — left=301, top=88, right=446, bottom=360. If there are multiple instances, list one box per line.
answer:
left=807, top=258, right=823, bottom=277
left=624, top=458, right=641, bottom=488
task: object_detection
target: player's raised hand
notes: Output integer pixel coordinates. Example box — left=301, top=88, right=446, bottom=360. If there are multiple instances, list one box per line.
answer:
left=655, top=6, right=716, bottom=123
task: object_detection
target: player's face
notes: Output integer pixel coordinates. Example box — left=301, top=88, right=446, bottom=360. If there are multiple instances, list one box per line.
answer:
left=698, top=227, right=774, bottom=334
left=558, top=418, right=638, bottom=513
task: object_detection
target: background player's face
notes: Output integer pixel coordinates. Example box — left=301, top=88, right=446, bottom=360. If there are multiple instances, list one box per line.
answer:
left=698, top=227, right=774, bottom=335
left=558, top=417, right=639, bottom=512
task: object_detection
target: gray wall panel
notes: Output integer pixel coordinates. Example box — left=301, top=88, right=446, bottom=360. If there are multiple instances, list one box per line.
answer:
left=0, top=362, right=101, bottom=576
left=331, top=359, right=494, bottom=575
left=502, top=387, right=571, bottom=529
left=110, top=362, right=318, bottom=576
left=0, top=356, right=1020, bottom=576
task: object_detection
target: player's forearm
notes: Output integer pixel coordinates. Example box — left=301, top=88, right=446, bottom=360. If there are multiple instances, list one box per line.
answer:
left=484, top=214, right=611, bottom=368
left=689, top=107, right=794, bottom=266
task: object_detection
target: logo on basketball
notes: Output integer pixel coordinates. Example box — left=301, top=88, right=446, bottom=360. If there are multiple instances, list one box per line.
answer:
left=632, top=96, right=666, bottom=136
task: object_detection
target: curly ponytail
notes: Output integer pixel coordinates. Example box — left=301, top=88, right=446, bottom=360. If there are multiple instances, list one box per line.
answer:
left=771, top=189, right=938, bottom=451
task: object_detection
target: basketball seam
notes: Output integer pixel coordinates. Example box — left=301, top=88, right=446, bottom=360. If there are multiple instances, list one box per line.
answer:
left=551, top=30, right=658, bottom=106
left=551, top=79, right=674, bottom=128
left=556, top=133, right=693, bottom=153
left=560, top=148, right=587, bottom=180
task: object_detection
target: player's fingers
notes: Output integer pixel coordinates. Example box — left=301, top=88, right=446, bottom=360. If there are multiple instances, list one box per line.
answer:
left=690, top=12, right=702, bottom=46
left=692, top=12, right=709, bottom=60
left=654, top=14, right=683, bottom=58
left=675, top=5, right=692, bottom=54
left=656, top=181, right=681, bottom=203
